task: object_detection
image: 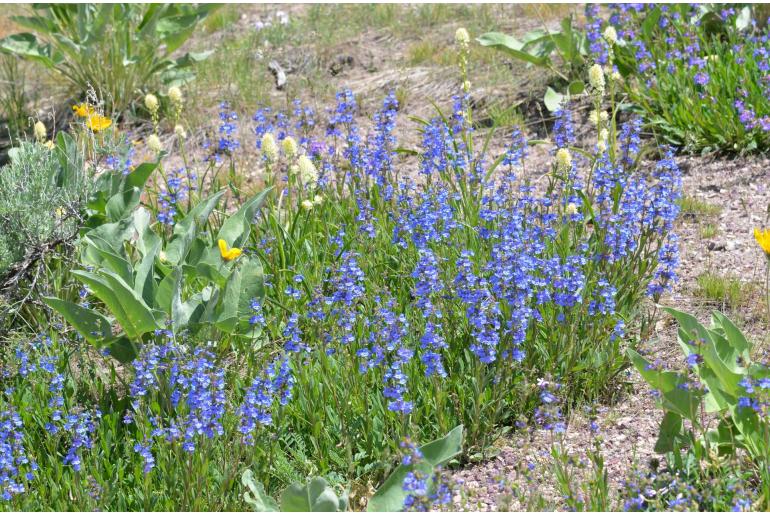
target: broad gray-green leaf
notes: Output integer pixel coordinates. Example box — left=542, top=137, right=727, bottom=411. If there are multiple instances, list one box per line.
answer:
left=280, top=477, right=340, bottom=512
left=242, top=470, right=278, bottom=512
left=367, top=425, right=463, bottom=512
left=43, top=297, right=112, bottom=345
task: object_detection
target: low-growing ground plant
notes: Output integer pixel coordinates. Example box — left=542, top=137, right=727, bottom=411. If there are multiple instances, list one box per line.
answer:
left=695, top=272, right=755, bottom=311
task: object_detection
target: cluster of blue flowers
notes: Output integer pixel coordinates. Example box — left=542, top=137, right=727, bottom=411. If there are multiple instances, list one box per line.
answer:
left=0, top=409, right=36, bottom=501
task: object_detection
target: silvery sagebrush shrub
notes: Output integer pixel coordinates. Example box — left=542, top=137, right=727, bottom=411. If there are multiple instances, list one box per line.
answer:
left=0, top=138, right=87, bottom=276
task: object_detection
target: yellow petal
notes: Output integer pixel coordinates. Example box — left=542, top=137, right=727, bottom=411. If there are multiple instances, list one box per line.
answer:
left=218, top=239, right=229, bottom=257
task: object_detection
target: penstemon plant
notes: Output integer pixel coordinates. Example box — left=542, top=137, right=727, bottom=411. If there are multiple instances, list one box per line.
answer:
left=0, top=30, right=681, bottom=510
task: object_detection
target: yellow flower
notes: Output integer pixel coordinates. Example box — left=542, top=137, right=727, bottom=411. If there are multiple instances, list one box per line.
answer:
left=43, top=140, right=55, bottom=150
left=86, top=114, right=112, bottom=132
left=72, top=103, right=94, bottom=117
left=754, top=228, right=770, bottom=256
left=218, top=239, right=242, bottom=261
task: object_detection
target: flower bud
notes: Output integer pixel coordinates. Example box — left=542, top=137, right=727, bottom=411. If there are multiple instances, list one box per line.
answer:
left=603, top=26, right=618, bottom=45
left=33, top=121, right=46, bottom=142
left=144, top=93, right=159, bottom=113
left=282, top=136, right=298, bottom=159
left=261, top=133, right=278, bottom=162
left=148, top=134, right=162, bottom=153
left=455, top=27, right=470, bottom=46
left=313, top=194, right=324, bottom=206
left=555, top=148, right=572, bottom=170
left=589, top=64, right=605, bottom=93
left=174, top=124, right=187, bottom=139
left=298, top=154, right=318, bottom=186
left=566, top=202, right=578, bottom=215
left=168, top=86, right=183, bottom=105
left=301, top=199, right=314, bottom=211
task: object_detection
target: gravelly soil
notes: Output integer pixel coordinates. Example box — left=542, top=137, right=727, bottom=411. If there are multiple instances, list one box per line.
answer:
left=449, top=151, right=770, bottom=511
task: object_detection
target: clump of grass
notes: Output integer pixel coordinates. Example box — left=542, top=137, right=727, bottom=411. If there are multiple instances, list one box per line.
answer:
left=679, top=195, right=722, bottom=218
left=695, top=272, right=754, bottom=310
left=699, top=223, right=719, bottom=239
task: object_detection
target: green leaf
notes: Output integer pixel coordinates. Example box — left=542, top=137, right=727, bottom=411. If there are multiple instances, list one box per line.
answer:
left=280, top=477, right=340, bottom=512
left=654, top=411, right=683, bottom=453
left=74, top=270, right=159, bottom=340
left=217, top=188, right=273, bottom=248
left=134, top=238, right=160, bottom=306
left=543, top=87, right=565, bottom=112
left=174, top=189, right=225, bottom=236
left=367, top=425, right=463, bottom=512
left=567, top=80, right=585, bottom=95
left=104, top=335, right=140, bottom=364
left=477, top=32, right=550, bottom=66
left=242, top=470, right=279, bottom=512
left=171, top=268, right=204, bottom=333
left=43, top=297, right=112, bottom=345
left=0, top=33, right=58, bottom=67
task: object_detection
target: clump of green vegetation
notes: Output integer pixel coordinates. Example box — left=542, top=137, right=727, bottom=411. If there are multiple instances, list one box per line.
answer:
left=0, top=138, right=87, bottom=276
left=699, top=223, right=719, bottom=239
left=695, top=271, right=753, bottom=310
left=678, top=195, right=722, bottom=218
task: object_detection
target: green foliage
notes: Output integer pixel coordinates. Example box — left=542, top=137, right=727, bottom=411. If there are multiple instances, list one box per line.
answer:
left=45, top=184, right=271, bottom=362
left=695, top=272, right=754, bottom=310
left=630, top=308, right=770, bottom=466
left=0, top=54, right=29, bottom=140
left=241, top=426, right=463, bottom=512
left=0, top=136, right=88, bottom=276
left=611, top=4, right=770, bottom=153
left=479, top=15, right=588, bottom=111
left=0, top=4, right=218, bottom=113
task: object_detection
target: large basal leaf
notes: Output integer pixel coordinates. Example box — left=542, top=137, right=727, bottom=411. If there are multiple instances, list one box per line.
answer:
left=543, top=87, right=565, bottom=113
left=280, top=477, right=341, bottom=512
left=367, top=425, right=463, bottom=512
left=242, top=470, right=279, bottom=512
left=43, top=297, right=112, bottom=345
left=0, top=33, right=58, bottom=68
left=477, top=32, right=550, bottom=66
left=217, top=187, right=273, bottom=248
left=104, top=335, right=140, bottom=364
left=74, top=270, right=159, bottom=340
left=215, top=258, right=264, bottom=334
left=174, top=189, right=225, bottom=236
left=654, top=411, right=683, bottom=453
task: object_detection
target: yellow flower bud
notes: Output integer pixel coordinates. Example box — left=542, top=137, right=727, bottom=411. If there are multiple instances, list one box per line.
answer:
left=144, top=93, right=159, bottom=113
left=301, top=199, right=314, bottom=211
left=313, top=194, right=324, bottom=206
left=261, top=133, right=278, bottom=162
left=555, top=148, right=572, bottom=170
left=589, top=64, right=605, bottom=93
left=33, top=121, right=46, bottom=142
left=44, top=140, right=55, bottom=150
left=566, top=202, right=578, bottom=215
left=148, top=134, right=163, bottom=153
left=174, top=124, right=187, bottom=139
left=282, top=136, right=298, bottom=159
